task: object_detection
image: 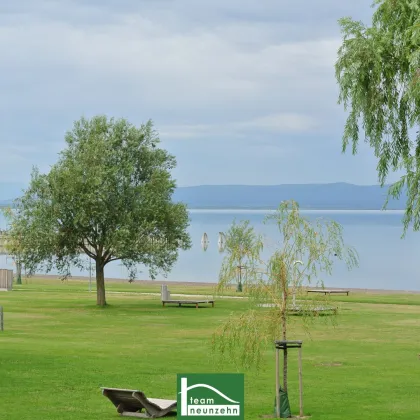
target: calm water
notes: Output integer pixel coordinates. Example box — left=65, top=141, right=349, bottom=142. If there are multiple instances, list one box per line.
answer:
left=1, top=209, right=419, bottom=291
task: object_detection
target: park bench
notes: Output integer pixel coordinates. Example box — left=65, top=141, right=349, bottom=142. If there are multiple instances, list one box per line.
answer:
left=160, top=284, right=215, bottom=309
left=101, top=387, right=177, bottom=418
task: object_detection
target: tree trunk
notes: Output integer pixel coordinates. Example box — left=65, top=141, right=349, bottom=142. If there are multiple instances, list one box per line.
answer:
left=282, top=291, right=288, bottom=392
left=281, top=263, right=288, bottom=392
left=96, top=259, right=107, bottom=306
left=16, top=258, right=22, bottom=285
left=237, top=257, right=243, bottom=292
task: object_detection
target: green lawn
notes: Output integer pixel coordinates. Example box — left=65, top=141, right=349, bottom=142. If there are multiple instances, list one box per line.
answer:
left=1, top=279, right=420, bottom=419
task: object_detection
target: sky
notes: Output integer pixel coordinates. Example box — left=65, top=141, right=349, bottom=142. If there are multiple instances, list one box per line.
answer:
left=0, top=0, right=402, bottom=190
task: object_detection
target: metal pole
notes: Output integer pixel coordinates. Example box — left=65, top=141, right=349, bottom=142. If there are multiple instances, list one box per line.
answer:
left=298, top=346, right=303, bottom=417
left=276, top=347, right=280, bottom=417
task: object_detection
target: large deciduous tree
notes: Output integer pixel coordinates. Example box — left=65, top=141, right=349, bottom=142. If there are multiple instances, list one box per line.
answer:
left=335, top=0, right=420, bottom=233
left=8, top=115, right=191, bottom=306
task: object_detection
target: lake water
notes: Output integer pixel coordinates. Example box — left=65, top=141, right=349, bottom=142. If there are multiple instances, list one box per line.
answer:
left=1, top=209, right=419, bottom=291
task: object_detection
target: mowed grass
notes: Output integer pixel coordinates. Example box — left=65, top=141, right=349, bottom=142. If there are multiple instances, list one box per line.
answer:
left=1, top=279, right=420, bottom=420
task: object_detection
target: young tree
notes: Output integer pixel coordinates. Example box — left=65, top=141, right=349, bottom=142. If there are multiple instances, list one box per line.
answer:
left=219, top=220, right=263, bottom=292
left=335, top=0, right=420, bottom=233
left=212, top=201, right=358, bottom=397
left=8, top=115, right=192, bottom=306
left=1, top=208, right=24, bottom=285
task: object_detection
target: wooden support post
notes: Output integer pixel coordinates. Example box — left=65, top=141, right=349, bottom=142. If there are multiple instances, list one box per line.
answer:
left=275, top=340, right=303, bottom=419
left=0, top=306, right=3, bottom=331
left=298, top=347, right=303, bottom=417
left=275, top=347, right=280, bottom=418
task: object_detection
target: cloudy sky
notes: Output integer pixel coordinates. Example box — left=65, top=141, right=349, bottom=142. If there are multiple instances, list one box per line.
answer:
left=0, top=0, right=398, bottom=189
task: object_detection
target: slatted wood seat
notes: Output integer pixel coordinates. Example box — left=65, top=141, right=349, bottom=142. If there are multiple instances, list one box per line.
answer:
left=101, top=387, right=177, bottom=418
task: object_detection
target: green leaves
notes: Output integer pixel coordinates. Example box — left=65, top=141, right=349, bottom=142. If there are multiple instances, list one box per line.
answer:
left=336, top=0, right=420, bottom=233
left=7, top=115, right=192, bottom=300
left=212, top=200, right=358, bottom=370
left=217, top=220, right=264, bottom=293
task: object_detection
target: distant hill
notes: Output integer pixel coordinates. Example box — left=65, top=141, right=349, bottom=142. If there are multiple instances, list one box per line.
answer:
left=0, top=182, right=407, bottom=210
left=172, top=183, right=407, bottom=210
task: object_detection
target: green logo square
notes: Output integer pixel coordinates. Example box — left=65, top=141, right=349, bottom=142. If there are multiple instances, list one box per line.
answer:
left=177, top=373, right=244, bottom=419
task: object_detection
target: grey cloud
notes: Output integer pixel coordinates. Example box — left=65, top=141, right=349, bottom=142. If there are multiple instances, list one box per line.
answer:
left=159, top=112, right=318, bottom=141
left=0, top=0, right=380, bottom=186
left=0, top=17, right=342, bottom=116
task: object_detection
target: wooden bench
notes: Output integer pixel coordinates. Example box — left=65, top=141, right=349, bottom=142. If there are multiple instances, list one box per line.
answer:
left=307, top=289, right=350, bottom=296
left=161, top=285, right=215, bottom=309
left=162, top=299, right=215, bottom=309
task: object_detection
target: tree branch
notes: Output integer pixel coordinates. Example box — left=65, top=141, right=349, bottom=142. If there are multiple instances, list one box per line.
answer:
left=105, top=256, right=123, bottom=264
left=103, top=249, right=116, bottom=264
left=79, top=242, right=96, bottom=259
left=84, top=236, right=97, bottom=254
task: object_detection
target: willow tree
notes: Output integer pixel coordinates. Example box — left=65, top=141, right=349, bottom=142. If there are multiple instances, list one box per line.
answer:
left=9, top=115, right=191, bottom=306
left=335, top=0, right=420, bottom=233
left=219, top=220, right=263, bottom=292
left=212, top=201, right=358, bottom=397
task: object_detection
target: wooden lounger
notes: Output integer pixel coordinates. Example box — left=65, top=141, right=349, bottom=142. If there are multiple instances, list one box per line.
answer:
left=160, top=284, right=215, bottom=308
left=101, top=387, right=177, bottom=418
left=307, top=289, right=350, bottom=296
left=162, top=299, right=215, bottom=308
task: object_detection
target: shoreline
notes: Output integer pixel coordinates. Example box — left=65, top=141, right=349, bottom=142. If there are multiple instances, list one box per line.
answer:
left=27, top=274, right=420, bottom=295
